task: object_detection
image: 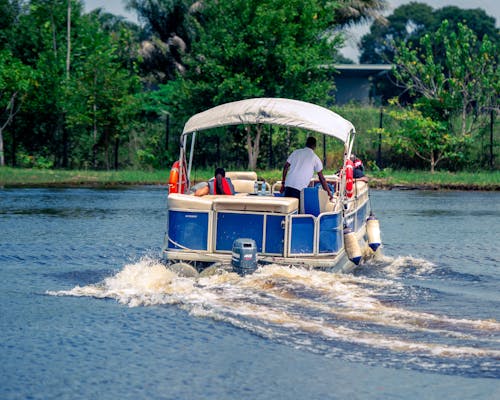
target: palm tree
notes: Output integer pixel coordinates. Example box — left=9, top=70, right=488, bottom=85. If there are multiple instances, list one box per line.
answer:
left=334, top=0, right=388, bottom=26
left=126, top=0, right=195, bottom=83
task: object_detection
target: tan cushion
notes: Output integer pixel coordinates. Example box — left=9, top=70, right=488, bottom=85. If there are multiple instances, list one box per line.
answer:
left=213, top=196, right=298, bottom=214
left=231, top=179, right=256, bottom=193
left=168, top=193, right=213, bottom=211
left=226, top=171, right=258, bottom=180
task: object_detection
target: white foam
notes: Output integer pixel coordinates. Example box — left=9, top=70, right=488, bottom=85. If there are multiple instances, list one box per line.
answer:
left=381, top=255, right=437, bottom=277
left=48, top=257, right=192, bottom=306
left=48, top=258, right=500, bottom=361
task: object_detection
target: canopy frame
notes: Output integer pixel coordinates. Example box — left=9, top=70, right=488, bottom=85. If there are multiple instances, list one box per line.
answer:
left=175, top=98, right=357, bottom=193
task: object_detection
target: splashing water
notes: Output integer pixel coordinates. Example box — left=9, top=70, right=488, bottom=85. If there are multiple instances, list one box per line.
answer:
left=48, top=256, right=500, bottom=377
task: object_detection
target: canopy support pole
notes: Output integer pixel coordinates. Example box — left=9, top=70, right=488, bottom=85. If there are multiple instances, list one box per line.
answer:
left=187, top=132, right=196, bottom=189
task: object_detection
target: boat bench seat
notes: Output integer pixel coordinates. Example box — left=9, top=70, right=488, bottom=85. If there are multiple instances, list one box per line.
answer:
left=168, top=193, right=214, bottom=211
left=167, top=193, right=298, bottom=214
left=231, top=179, right=255, bottom=193
left=213, top=196, right=298, bottom=213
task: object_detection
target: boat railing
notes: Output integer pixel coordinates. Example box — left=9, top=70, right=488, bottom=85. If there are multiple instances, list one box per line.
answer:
left=172, top=179, right=366, bottom=215
left=347, top=180, right=369, bottom=209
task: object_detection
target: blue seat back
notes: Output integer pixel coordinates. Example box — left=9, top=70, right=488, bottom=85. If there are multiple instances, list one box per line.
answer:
left=301, top=187, right=321, bottom=216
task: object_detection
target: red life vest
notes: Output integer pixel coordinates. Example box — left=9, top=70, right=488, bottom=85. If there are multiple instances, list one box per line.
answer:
left=214, top=177, right=233, bottom=195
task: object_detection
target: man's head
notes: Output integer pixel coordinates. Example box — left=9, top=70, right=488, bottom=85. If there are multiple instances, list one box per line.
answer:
left=306, top=136, right=317, bottom=149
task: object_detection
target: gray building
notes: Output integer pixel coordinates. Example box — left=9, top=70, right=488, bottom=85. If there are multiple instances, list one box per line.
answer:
left=332, top=64, right=392, bottom=105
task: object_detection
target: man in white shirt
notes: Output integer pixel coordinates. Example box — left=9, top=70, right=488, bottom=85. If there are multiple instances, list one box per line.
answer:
left=280, top=136, right=333, bottom=203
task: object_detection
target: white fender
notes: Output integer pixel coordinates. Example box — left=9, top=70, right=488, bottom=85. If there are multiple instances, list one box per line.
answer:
left=343, top=227, right=362, bottom=265
left=366, top=214, right=381, bottom=252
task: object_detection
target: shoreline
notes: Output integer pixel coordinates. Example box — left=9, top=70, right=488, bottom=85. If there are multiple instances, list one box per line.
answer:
left=367, top=179, right=500, bottom=191
left=1, top=180, right=498, bottom=191
left=1, top=167, right=499, bottom=191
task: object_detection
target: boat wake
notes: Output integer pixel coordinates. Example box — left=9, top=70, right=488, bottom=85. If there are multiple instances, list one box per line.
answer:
left=48, top=256, right=500, bottom=377
left=356, top=254, right=437, bottom=278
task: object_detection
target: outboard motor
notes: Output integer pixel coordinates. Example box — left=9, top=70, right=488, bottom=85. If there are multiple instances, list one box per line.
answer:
left=232, top=238, right=258, bottom=275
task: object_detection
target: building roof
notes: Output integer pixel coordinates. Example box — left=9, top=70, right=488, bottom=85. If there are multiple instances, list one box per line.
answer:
left=333, top=64, right=392, bottom=78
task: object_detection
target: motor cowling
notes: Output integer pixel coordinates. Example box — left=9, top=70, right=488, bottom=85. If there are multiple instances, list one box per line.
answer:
left=232, top=238, right=258, bottom=275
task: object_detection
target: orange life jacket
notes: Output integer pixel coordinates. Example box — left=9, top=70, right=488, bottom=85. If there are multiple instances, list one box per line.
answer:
left=344, top=159, right=354, bottom=198
left=168, top=160, right=187, bottom=194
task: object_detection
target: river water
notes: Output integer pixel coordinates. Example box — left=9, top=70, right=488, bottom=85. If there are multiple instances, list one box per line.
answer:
left=0, top=187, right=498, bottom=399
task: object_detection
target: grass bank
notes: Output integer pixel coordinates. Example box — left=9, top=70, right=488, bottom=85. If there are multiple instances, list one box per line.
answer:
left=0, top=167, right=167, bottom=187
left=368, top=170, right=500, bottom=190
left=1, top=166, right=498, bottom=190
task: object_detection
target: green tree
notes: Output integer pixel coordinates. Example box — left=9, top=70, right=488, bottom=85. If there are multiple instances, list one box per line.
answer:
left=393, top=21, right=499, bottom=137
left=10, top=0, right=85, bottom=167
left=0, top=0, right=22, bottom=49
left=360, top=3, right=499, bottom=64
left=128, top=0, right=388, bottom=85
left=0, top=50, right=34, bottom=166
left=386, top=20, right=499, bottom=171
left=359, top=3, right=499, bottom=105
left=4, top=1, right=141, bottom=169
left=65, top=13, right=140, bottom=169
left=157, top=0, right=343, bottom=169
left=442, top=23, right=499, bottom=138
left=381, top=100, right=470, bottom=172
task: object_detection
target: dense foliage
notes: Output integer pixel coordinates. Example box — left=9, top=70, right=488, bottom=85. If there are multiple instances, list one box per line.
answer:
left=0, top=0, right=142, bottom=169
left=0, top=0, right=497, bottom=172
left=153, top=0, right=346, bottom=169
left=360, top=3, right=499, bottom=64
left=359, top=3, right=500, bottom=105
left=384, top=21, right=499, bottom=172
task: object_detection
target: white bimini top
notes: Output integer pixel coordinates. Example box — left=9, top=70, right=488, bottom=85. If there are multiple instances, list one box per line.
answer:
left=182, top=98, right=355, bottom=143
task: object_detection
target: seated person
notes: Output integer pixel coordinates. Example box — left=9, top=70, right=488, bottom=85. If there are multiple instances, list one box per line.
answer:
left=350, top=154, right=366, bottom=179
left=193, top=167, right=235, bottom=196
